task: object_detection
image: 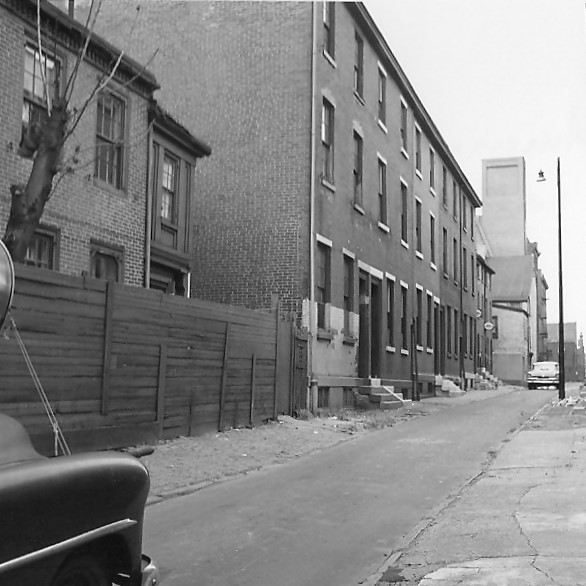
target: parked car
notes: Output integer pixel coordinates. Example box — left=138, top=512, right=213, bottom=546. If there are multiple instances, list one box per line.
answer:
left=0, top=241, right=160, bottom=586
left=527, top=361, right=560, bottom=390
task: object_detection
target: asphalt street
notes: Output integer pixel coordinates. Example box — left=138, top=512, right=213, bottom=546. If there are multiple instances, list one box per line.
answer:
left=143, top=388, right=553, bottom=586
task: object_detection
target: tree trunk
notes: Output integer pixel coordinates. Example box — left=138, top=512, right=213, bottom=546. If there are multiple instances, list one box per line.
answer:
left=3, top=101, right=68, bottom=263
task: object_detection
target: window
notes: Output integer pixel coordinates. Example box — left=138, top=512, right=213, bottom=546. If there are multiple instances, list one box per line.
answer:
left=22, top=42, right=61, bottom=140
left=343, top=255, right=354, bottom=334
left=415, top=199, right=422, bottom=253
left=25, top=226, right=59, bottom=270
left=387, top=278, right=395, bottom=347
left=463, top=197, right=468, bottom=230
left=471, top=254, right=476, bottom=294
left=160, top=155, right=178, bottom=223
left=463, top=247, right=468, bottom=289
left=453, top=238, right=458, bottom=281
left=95, top=92, right=125, bottom=189
left=400, top=100, right=408, bottom=152
left=401, top=285, right=408, bottom=350
left=415, top=126, right=422, bottom=174
left=471, top=205, right=475, bottom=238
left=353, top=131, right=363, bottom=205
left=429, top=148, right=435, bottom=190
left=90, top=242, right=124, bottom=282
left=322, top=99, right=335, bottom=183
left=442, top=167, right=448, bottom=208
left=316, top=241, right=331, bottom=329
left=430, top=214, right=436, bottom=264
left=426, top=294, right=433, bottom=348
left=416, top=288, right=423, bottom=347
left=401, top=181, right=408, bottom=242
left=447, top=306, right=452, bottom=355
left=378, top=68, right=386, bottom=125
left=454, top=309, right=459, bottom=357
left=492, top=315, right=499, bottom=339
left=323, top=2, right=335, bottom=59
left=354, top=33, right=364, bottom=97
left=378, top=158, right=387, bottom=224
left=442, top=228, right=448, bottom=275
left=453, top=181, right=459, bottom=220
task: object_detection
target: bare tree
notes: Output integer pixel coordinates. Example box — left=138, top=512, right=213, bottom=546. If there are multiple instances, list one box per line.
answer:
left=3, top=0, right=149, bottom=263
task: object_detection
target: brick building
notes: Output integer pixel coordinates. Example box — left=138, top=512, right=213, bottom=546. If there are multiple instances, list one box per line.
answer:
left=90, top=1, right=482, bottom=404
left=0, top=0, right=209, bottom=289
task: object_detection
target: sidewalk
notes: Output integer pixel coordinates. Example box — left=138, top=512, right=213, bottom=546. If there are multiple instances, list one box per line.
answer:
left=370, top=386, right=586, bottom=586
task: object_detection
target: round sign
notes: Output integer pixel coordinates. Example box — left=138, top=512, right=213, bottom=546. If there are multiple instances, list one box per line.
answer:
left=0, top=240, right=15, bottom=331
left=484, top=322, right=494, bottom=331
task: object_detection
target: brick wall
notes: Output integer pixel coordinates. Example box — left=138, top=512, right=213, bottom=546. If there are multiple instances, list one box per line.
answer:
left=0, top=2, right=150, bottom=286
left=86, top=0, right=314, bottom=318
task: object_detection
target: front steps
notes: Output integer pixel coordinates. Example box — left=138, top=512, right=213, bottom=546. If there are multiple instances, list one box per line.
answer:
left=357, top=379, right=408, bottom=410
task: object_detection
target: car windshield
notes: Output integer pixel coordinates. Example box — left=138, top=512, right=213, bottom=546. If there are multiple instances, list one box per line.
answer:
left=533, top=362, right=558, bottom=371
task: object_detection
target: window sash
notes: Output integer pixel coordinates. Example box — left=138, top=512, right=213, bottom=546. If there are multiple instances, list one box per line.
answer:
left=378, top=160, right=387, bottom=223
left=400, top=102, right=408, bottom=150
left=415, top=200, right=422, bottom=252
left=354, top=34, right=364, bottom=96
left=353, top=133, right=363, bottom=204
left=378, top=71, right=386, bottom=123
left=430, top=215, right=436, bottom=263
left=95, top=93, right=125, bottom=188
left=400, top=183, right=408, bottom=241
left=401, top=287, right=408, bottom=350
left=323, top=2, right=335, bottom=57
left=387, top=280, right=395, bottom=347
left=322, top=100, right=334, bottom=182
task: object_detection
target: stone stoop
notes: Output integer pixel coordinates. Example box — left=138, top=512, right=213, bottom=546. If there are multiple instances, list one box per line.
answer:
left=357, top=384, right=406, bottom=410
left=439, top=378, right=466, bottom=397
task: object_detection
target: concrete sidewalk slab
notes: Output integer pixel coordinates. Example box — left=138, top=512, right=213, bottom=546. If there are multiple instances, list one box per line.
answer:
left=373, top=391, right=586, bottom=586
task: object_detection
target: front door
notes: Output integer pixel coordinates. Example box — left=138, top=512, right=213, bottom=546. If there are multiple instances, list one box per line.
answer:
left=358, top=271, right=370, bottom=378
left=370, top=279, right=381, bottom=377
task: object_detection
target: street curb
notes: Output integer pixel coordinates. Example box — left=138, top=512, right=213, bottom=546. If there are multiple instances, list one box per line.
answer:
left=359, top=395, right=551, bottom=586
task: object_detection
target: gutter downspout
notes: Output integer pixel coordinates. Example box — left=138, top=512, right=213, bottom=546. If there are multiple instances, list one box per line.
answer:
left=144, top=125, right=153, bottom=289
left=308, top=0, right=318, bottom=412
left=459, top=189, right=465, bottom=390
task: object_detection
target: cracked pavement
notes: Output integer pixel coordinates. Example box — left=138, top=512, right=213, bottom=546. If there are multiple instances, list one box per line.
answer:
left=373, top=391, right=586, bottom=586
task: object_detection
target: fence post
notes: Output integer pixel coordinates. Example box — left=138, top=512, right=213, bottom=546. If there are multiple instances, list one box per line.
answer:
left=101, top=281, right=114, bottom=415
left=156, top=343, right=167, bottom=435
left=250, top=354, right=256, bottom=426
left=272, top=295, right=280, bottom=420
left=218, top=322, right=231, bottom=431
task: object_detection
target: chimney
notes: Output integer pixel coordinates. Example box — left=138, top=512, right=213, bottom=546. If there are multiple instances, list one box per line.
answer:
left=69, top=0, right=74, bottom=17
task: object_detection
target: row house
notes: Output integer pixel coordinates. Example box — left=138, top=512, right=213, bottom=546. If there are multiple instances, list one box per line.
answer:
left=0, top=0, right=209, bottom=291
left=90, top=1, right=483, bottom=405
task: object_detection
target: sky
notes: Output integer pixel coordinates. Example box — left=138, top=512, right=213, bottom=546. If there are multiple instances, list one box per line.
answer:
left=362, top=0, right=586, bottom=341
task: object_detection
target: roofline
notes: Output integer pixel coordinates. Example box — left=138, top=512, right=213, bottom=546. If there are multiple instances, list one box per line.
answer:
left=4, top=0, right=159, bottom=93
left=349, top=2, right=481, bottom=208
left=149, top=101, right=212, bottom=158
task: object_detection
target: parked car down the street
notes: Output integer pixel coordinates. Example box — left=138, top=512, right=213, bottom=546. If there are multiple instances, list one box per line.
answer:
left=527, top=361, right=560, bottom=390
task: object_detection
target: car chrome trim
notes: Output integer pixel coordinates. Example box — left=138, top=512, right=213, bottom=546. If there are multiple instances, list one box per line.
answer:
left=141, top=555, right=160, bottom=586
left=0, top=518, right=137, bottom=574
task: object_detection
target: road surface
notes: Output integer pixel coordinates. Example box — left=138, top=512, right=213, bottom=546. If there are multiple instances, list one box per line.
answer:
left=143, top=389, right=552, bottom=586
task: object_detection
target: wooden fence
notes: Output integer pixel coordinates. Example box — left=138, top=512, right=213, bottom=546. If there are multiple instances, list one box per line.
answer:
left=0, top=265, right=288, bottom=455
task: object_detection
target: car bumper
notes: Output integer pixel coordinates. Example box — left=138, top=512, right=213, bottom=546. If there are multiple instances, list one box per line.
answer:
left=141, top=555, right=160, bottom=586
left=527, top=378, right=558, bottom=385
